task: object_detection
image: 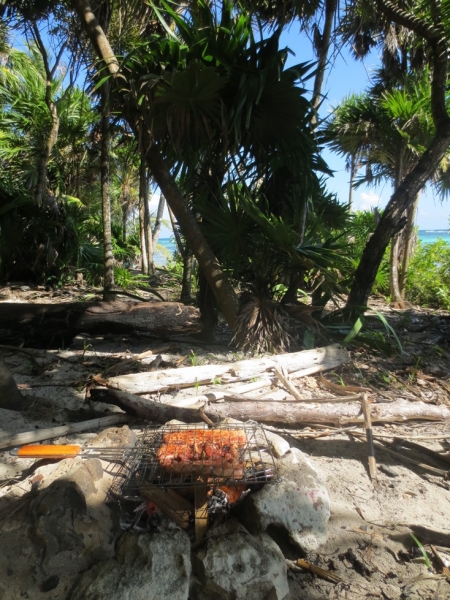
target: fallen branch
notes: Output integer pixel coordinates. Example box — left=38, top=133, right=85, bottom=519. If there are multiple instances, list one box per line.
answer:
left=90, top=388, right=450, bottom=425
left=0, top=414, right=128, bottom=450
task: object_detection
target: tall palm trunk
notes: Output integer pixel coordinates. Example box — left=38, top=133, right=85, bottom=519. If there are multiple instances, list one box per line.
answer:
left=139, top=144, right=154, bottom=275
left=73, top=0, right=238, bottom=330
left=139, top=186, right=148, bottom=274
left=389, top=234, right=403, bottom=303
left=122, top=182, right=131, bottom=242
left=139, top=152, right=149, bottom=274
left=389, top=159, right=404, bottom=304
left=399, top=192, right=420, bottom=297
left=348, top=154, right=357, bottom=211
left=152, top=194, right=166, bottom=250
left=311, top=0, right=338, bottom=125
left=31, top=25, right=63, bottom=205
left=168, top=205, right=184, bottom=256
left=181, top=251, right=194, bottom=303
left=101, top=81, right=114, bottom=297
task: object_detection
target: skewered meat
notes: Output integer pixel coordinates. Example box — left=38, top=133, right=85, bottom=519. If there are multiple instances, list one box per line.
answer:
left=157, top=429, right=246, bottom=478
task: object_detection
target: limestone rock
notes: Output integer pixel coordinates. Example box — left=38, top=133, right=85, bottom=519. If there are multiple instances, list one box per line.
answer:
left=84, top=425, right=138, bottom=449
left=239, top=448, right=330, bottom=552
left=29, top=457, right=116, bottom=576
left=191, top=519, right=289, bottom=600
left=68, top=530, right=191, bottom=600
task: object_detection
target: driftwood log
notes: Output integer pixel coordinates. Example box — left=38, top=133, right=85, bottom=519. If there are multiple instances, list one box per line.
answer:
left=106, top=345, right=350, bottom=394
left=0, top=301, right=201, bottom=346
left=90, top=388, right=450, bottom=425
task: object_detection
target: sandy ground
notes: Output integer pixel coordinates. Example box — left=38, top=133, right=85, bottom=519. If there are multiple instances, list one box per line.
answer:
left=1, top=283, right=450, bottom=599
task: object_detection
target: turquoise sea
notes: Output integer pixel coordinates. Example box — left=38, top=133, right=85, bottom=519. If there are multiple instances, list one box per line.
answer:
left=418, top=229, right=450, bottom=245
left=155, top=230, right=450, bottom=266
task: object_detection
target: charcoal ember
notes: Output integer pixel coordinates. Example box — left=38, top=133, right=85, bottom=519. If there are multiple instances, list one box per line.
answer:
left=207, top=489, right=230, bottom=525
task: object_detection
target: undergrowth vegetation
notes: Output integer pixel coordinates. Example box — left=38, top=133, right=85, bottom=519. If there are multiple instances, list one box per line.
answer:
left=406, top=240, right=450, bottom=309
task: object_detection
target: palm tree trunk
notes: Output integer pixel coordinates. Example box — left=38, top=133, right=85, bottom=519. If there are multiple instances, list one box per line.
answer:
left=389, top=233, right=403, bottom=303
left=122, top=182, right=131, bottom=242
left=311, top=0, right=337, bottom=126
left=139, top=148, right=154, bottom=275
left=35, top=101, right=59, bottom=205
left=139, top=187, right=148, bottom=274
left=348, top=154, right=356, bottom=211
left=399, top=192, right=420, bottom=296
left=181, top=251, right=194, bottom=303
left=146, top=146, right=237, bottom=329
left=101, top=81, right=114, bottom=297
left=168, top=205, right=184, bottom=256
left=31, top=24, right=62, bottom=205
left=152, top=194, right=166, bottom=249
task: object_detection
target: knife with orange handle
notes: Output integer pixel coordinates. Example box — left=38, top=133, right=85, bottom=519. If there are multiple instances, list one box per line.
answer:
left=10, top=445, right=128, bottom=459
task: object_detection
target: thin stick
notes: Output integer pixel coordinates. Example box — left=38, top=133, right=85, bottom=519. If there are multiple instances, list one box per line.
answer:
left=430, top=545, right=450, bottom=570
left=367, top=433, right=450, bottom=441
left=0, top=414, right=129, bottom=450
left=361, top=393, right=377, bottom=481
left=286, top=559, right=343, bottom=584
left=0, top=344, right=42, bottom=369
left=393, top=438, right=450, bottom=465
left=198, top=405, right=215, bottom=427
left=351, top=433, right=449, bottom=477
left=273, top=366, right=303, bottom=400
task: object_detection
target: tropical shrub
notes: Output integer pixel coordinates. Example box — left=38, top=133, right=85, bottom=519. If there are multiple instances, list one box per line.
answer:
left=405, top=240, right=450, bottom=309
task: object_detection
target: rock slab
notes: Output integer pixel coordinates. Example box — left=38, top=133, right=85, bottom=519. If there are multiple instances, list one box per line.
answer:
left=240, top=448, right=330, bottom=552
left=68, top=530, right=191, bottom=600
left=191, top=519, right=289, bottom=600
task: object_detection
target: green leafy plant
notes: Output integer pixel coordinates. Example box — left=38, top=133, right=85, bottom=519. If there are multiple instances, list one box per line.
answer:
left=406, top=240, right=450, bottom=309
left=410, top=534, right=433, bottom=571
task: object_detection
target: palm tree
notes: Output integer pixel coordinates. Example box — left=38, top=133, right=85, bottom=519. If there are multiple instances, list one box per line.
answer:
left=324, top=72, right=447, bottom=304
left=339, top=0, right=450, bottom=308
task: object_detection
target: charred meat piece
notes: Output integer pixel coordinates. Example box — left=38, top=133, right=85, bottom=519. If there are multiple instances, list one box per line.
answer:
left=157, top=429, right=247, bottom=478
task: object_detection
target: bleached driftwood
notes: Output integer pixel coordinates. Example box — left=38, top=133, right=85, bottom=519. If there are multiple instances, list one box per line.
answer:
left=90, top=388, right=450, bottom=425
left=106, top=344, right=349, bottom=394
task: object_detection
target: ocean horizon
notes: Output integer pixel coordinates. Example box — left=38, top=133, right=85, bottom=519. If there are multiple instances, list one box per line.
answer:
left=154, top=229, right=450, bottom=266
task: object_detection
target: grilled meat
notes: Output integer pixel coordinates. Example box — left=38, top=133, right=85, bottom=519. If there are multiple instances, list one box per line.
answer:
left=157, top=429, right=247, bottom=478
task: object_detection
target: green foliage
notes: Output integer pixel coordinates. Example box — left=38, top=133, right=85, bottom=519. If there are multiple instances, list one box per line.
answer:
left=405, top=240, right=450, bottom=309
left=113, top=266, right=147, bottom=290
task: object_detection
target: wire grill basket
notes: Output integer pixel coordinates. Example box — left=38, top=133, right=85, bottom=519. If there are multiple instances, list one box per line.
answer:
left=109, top=423, right=278, bottom=501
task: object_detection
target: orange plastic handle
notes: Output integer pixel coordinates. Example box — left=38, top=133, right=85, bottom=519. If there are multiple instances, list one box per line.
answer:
left=15, top=445, right=81, bottom=458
